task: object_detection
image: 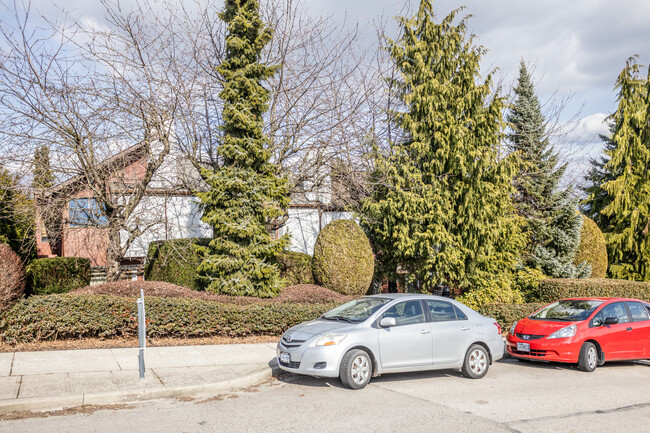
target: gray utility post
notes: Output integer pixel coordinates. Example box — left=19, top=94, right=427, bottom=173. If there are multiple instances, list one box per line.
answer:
left=137, top=289, right=146, bottom=379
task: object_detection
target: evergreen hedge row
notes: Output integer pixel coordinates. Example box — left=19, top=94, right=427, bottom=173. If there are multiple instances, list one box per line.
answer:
left=26, top=257, right=91, bottom=295
left=479, top=303, right=546, bottom=333
left=0, top=294, right=331, bottom=344
left=530, top=278, right=650, bottom=303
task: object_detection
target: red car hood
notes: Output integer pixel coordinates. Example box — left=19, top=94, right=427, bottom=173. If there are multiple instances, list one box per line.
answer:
left=516, top=318, right=578, bottom=336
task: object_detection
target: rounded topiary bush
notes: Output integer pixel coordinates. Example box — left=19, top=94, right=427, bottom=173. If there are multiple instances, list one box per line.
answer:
left=573, top=215, right=608, bottom=278
left=277, top=251, right=314, bottom=287
left=312, top=219, right=374, bottom=296
left=0, top=243, right=26, bottom=310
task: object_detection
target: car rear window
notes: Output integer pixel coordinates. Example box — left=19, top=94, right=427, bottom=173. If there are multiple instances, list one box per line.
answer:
left=627, top=302, right=649, bottom=322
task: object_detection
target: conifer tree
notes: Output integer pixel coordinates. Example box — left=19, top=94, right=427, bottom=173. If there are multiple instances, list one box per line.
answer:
left=599, top=57, right=650, bottom=280
left=0, top=168, right=20, bottom=250
left=32, top=145, right=54, bottom=190
left=507, top=62, right=588, bottom=278
left=362, top=1, right=525, bottom=291
left=581, top=126, right=616, bottom=229
left=197, top=0, right=289, bottom=297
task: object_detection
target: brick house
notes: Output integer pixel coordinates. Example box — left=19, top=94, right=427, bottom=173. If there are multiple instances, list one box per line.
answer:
left=36, top=142, right=352, bottom=281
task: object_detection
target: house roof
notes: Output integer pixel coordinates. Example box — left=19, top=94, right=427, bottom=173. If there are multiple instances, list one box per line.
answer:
left=49, top=141, right=147, bottom=196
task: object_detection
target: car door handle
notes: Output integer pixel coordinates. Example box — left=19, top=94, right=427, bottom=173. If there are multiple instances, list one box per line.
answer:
left=419, top=329, right=431, bottom=334
left=460, top=327, right=471, bottom=331
left=627, top=327, right=633, bottom=331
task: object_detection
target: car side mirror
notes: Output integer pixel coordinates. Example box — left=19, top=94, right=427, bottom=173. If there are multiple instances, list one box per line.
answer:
left=380, top=317, right=396, bottom=328
left=604, top=317, right=618, bottom=325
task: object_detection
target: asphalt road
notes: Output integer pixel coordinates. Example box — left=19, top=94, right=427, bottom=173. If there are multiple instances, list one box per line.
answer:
left=2, top=357, right=650, bottom=433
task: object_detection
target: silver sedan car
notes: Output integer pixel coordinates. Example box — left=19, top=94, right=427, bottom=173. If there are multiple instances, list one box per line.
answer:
left=277, top=294, right=504, bottom=389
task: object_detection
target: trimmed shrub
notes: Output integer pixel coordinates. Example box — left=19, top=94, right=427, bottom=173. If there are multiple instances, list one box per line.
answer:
left=277, top=251, right=314, bottom=286
left=312, top=219, right=374, bottom=295
left=573, top=215, right=608, bottom=278
left=456, top=273, right=525, bottom=310
left=0, top=294, right=332, bottom=344
left=530, top=278, right=650, bottom=303
left=26, top=257, right=90, bottom=295
left=145, top=238, right=210, bottom=290
left=479, top=302, right=546, bottom=334
left=0, top=243, right=26, bottom=310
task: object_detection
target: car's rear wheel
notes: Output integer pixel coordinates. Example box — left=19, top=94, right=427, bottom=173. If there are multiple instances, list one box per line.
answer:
left=340, top=349, right=372, bottom=390
left=578, top=342, right=598, bottom=372
left=462, top=344, right=489, bottom=379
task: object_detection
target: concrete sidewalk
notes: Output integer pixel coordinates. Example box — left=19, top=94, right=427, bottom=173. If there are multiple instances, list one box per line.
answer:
left=0, top=343, right=278, bottom=415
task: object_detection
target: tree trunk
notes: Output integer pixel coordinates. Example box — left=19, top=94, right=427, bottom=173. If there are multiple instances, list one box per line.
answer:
left=106, top=225, right=123, bottom=282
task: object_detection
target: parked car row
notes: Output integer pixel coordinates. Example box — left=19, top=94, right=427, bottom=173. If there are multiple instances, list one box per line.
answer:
left=277, top=294, right=650, bottom=389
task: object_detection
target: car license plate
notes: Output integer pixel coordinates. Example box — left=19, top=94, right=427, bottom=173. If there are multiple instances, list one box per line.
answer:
left=280, top=352, right=290, bottom=364
left=517, top=342, right=530, bottom=352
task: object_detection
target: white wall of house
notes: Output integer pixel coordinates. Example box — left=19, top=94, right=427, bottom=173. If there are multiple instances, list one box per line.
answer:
left=280, top=207, right=354, bottom=256
left=122, top=195, right=212, bottom=259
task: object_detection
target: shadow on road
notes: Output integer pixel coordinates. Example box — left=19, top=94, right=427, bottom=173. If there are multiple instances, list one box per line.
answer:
left=500, top=355, right=650, bottom=371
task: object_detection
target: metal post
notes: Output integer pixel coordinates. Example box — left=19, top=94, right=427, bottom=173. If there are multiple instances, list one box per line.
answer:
left=137, top=289, right=146, bottom=379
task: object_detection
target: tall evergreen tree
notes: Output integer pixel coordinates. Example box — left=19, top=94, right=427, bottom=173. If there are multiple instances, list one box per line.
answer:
left=581, top=124, right=616, bottom=229
left=599, top=57, right=650, bottom=280
left=32, top=145, right=54, bottom=190
left=0, top=168, right=20, bottom=250
left=362, top=1, right=525, bottom=291
left=507, top=61, right=588, bottom=278
left=197, top=0, right=289, bottom=297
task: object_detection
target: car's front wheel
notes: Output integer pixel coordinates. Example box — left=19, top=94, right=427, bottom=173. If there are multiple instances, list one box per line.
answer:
left=578, top=342, right=598, bottom=372
left=462, top=344, right=489, bottom=379
left=340, top=349, right=372, bottom=390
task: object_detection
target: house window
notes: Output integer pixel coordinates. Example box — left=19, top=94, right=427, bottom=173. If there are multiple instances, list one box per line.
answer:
left=69, top=198, right=108, bottom=227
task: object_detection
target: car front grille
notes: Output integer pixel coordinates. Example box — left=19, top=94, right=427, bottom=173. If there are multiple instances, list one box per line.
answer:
left=279, top=360, right=301, bottom=369
left=512, top=348, right=547, bottom=357
left=516, top=333, right=545, bottom=341
left=280, top=335, right=307, bottom=349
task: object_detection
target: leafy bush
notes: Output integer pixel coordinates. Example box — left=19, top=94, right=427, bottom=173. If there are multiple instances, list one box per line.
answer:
left=512, top=267, right=548, bottom=302
left=145, top=238, right=210, bottom=290
left=0, top=294, right=333, bottom=344
left=312, top=219, right=374, bottom=295
left=455, top=273, right=525, bottom=310
left=277, top=251, right=314, bottom=286
left=530, top=278, right=650, bottom=303
left=573, top=215, right=608, bottom=278
left=479, top=302, right=546, bottom=333
left=0, top=243, right=25, bottom=310
left=26, top=257, right=90, bottom=295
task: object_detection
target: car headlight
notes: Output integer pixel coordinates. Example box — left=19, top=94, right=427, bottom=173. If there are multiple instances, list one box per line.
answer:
left=509, top=321, right=518, bottom=335
left=315, top=333, right=347, bottom=346
left=547, top=325, right=577, bottom=339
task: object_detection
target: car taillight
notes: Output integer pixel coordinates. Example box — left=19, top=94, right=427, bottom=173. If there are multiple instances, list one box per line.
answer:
left=494, top=322, right=502, bottom=334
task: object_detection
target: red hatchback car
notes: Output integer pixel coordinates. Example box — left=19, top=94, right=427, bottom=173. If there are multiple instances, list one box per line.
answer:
left=506, top=298, right=650, bottom=372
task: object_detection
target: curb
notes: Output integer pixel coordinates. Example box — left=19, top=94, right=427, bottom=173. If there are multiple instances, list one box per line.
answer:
left=0, top=367, right=274, bottom=415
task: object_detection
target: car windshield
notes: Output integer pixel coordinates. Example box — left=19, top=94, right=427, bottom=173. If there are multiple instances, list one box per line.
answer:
left=530, top=300, right=604, bottom=321
left=322, top=298, right=390, bottom=323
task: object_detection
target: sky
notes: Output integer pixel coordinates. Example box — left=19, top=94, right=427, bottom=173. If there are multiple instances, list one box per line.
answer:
left=311, top=0, right=650, bottom=183
left=2, top=0, right=649, bottom=184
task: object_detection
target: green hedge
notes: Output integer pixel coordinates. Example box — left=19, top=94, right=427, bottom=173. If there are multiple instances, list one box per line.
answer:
left=0, top=294, right=332, bottom=344
left=26, top=257, right=91, bottom=295
left=277, top=251, right=314, bottom=286
left=529, top=278, right=650, bottom=303
left=479, top=303, right=546, bottom=333
left=144, top=238, right=211, bottom=290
